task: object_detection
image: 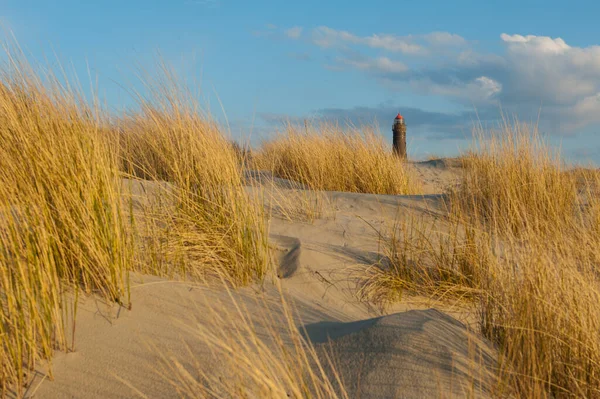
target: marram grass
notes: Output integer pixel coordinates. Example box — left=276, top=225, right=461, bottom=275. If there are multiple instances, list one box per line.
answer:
left=0, top=52, right=132, bottom=394
left=365, top=121, right=600, bottom=398
left=254, top=122, right=422, bottom=195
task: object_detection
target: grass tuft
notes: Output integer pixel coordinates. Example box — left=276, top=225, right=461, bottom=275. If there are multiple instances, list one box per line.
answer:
left=254, top=122, right=422, bottom=195
left=364, top=119, right=600, bottom=397
left=119, top=66, right=270, bottom=286
left=0, top=47, right=132, bottom=394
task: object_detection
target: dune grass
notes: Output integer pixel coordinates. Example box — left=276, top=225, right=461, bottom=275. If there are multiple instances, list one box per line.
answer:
left=0, top=51, right=272, bottom=395
left=0, top=51, right=132, bottom=394
left=253, top=122, right=422, bottom=195
left=457, top=123, right=600, bottom=397
left=4, top=36, right=600, bottom=398
left=453, top=121, right=579, bottom=236
left=478, top=227, right=600, bottom=398
left=365, top=120, right=600, bottom=397
left=119, top=69, right=270, bottom=286
left=359, top=214, right=490, bottom=307
left=265, top=187, right=330, bottom=223
left=155, top=282, right=348, bottom=399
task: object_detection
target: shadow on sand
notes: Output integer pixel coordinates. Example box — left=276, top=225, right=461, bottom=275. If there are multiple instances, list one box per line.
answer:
left=301, top=309, right=499, bottom=399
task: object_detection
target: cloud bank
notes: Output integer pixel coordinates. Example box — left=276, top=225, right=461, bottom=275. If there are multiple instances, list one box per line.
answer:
left=268, top=25, right=600, bottom=136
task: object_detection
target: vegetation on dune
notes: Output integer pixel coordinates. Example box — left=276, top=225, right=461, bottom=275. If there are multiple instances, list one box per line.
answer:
left=253, top=122, right=423, bottom=195
left=119, top=69, right=270, bottom=286
left=3, top=34, right=600, bottom=398
left=0, top=53, right=270, bottom=395
left=0, top=50, right=132, bottom=394
left=359, top=215, right=490, bottom=306
left=454, top=122, right=579, bottom=236
left=458, top=123, right=600, bottom=398
left=159, top=283, right=348, bottom=399
left=366, top=120, right=600, bottom=398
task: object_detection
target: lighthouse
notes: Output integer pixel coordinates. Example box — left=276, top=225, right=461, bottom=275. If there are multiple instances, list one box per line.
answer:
left=393, top=113, right=406, bottom=159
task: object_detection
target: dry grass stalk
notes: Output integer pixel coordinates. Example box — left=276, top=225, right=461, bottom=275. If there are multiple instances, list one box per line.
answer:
left=156, top=283, right=348, bottom=398
left=119, top=66, right=270, bottom=286
left=359, top=214, right=489, bottom=307
left=0, top=47, right=132, bottom=395
left=0, top=52, right=271, bottom=395
left=453, top=121, right=578, bottom=236
left=253, top=122, right=422, bottom=195
left=365, top=120, right=600, bottom=397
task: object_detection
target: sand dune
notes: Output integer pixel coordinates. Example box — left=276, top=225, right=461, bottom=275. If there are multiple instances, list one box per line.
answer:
left=31, top=159, right=496, bottom=398
left=308, top=309, right=496, bottom=398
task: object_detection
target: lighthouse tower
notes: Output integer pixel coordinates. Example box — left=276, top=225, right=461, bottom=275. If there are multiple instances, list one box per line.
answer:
left=393, top=113, right=406, bottom=159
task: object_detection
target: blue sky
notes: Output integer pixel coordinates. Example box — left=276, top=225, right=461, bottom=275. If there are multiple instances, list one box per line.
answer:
left=3, top=0, right=600, bottom=163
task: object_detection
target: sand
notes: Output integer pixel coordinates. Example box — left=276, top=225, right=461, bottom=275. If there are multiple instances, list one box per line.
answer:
left=27, top=158, right=498, bottom=398
left=309, top=310, right=496, bottom=398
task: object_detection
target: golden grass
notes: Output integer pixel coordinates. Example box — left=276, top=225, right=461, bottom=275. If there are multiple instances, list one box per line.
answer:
left=454, top=122, right=578, bottom=236
left=459, top=124, right=600, bottom=397
left=266, top=188, right=329, bottom=223
left=156, top=282, right=348, bottom=398
left=0, top=50, right=132, bottom=394
left=366, top=120, right=600, bottom=397
left=0, top=52, right=271, bottom=395
left=359, top=214, right=489, bottom=307
left=479, top=229, right=600, bottom=398
left=119, top=66, right=270, bottom=286
left=253, top=122, right=422, bottom=195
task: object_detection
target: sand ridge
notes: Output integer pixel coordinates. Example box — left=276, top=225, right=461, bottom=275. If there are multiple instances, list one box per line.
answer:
left=31, top=159, right=497, bottom=398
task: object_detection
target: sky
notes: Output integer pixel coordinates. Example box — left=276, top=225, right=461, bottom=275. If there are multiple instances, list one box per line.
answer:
left=3, top=0, right=600, bottom=164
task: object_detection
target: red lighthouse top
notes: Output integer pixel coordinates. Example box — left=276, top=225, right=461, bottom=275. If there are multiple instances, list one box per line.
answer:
left=395, top=113, right=403, bottom=120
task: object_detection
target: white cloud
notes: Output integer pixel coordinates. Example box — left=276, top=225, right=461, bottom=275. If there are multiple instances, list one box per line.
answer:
left=309, top=27, right=468, bottom=54
left=561, top=93, right=600, bottom=130
left=403, top=76, right=502, bottom=105
left=359, top=34, right=424, bottom=54
left=425, top=32, right=467, bottom=47
left=285, top=26, right=303, bottom=39
left=350, top=32, right=600, bottom=131
left=498, top=33, right=600, bottom=110
left=312, top=26, right=425, bottom=54
left=339, top=56, right=408, bottom=73
left=459, top=34, right=600, bottom=131
left=475, top=76, right=502, bottom=98
left=311, top=26, right=354, bottom=48
left=267, top=24, right=600, bottom=134
left=500, top=33, right=570, bottom=54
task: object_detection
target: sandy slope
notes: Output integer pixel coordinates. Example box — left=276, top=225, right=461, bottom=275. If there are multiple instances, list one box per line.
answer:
left=30, top=159, right=497, bottom=398
left=310, top=309, right=497, bottom=398
left=411, top=159, right=464, bottom=195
